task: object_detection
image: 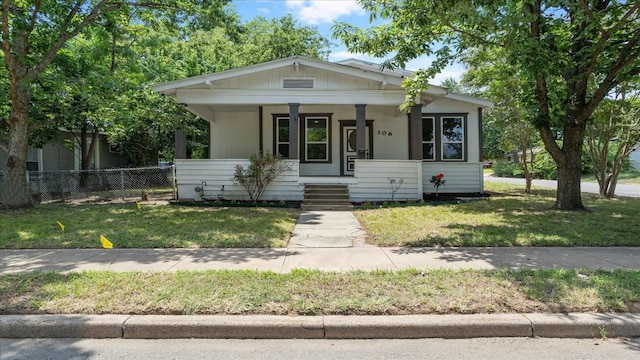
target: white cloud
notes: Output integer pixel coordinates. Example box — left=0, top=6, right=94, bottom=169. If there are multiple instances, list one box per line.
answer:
left=257, top=7, right=270, bottom=14
left=286, top=0, right=364, bottom=25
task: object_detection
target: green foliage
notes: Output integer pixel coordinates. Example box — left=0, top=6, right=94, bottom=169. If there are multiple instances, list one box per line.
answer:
left=492, top=162, right=525, bottom=178
left=233, top=152, right=289, bottom=202
left=237, top=15, right=331, bottom=64
left=532, top=152, right=558, bottom=180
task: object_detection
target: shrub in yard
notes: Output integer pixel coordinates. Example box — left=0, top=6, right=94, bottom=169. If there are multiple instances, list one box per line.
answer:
left=493, top=162, right=525, bottom=178
left=233, top=152, right=289, bottom=202
left=531, top=152, right=558, bottom=179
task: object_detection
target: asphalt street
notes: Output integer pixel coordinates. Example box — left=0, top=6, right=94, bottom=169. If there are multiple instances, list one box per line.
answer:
left=484, top=176, right=640, bottom=198
left=2, top=338, right=639, bottom=360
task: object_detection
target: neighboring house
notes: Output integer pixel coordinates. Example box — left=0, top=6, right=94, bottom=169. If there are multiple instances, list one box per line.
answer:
left=629, top=148, right=640, bottom=171
left=494, top=147, right=543, bottom=164
left=154, top=56, right=493, bottom=202
left=0, top=130, right=129, bottom=173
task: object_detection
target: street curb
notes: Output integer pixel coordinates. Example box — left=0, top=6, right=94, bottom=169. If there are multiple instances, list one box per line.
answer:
left=2, top=313, right=639, bottom=339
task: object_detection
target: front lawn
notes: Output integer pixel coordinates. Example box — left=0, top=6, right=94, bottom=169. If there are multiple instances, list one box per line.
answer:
left=355, top=182, right=640, bottom=247
left=1, top=268, right=638, bottom=315
left=0, top=204, right=299, bottom=249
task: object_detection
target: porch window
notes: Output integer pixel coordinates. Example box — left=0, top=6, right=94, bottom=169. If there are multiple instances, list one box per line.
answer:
left=275, top=116, right=290, bottom=158
left=441, top=116, right=464, bottom=160
left=421, top=116, right=435, bottom=161
left=421, top=114, right=467, bottom=161
left=304, top=116, right=328, bottom=161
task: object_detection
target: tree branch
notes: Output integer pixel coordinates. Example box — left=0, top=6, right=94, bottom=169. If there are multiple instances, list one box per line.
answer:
left=27, top=0, right=115, bottom=78
left=434, top=9, right=502, bottom=47
left=1, top=0, right=12, bottom=74
left=579, top=2, right=640, bottom=100
left=23, top=0, right=42, bottom=54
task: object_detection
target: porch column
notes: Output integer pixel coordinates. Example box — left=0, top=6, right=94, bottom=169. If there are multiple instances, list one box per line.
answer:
left=409, top=104, right=423, bottom=160
left=356, top=104, right=367, bottom=159
left=175, top=130, right=187, bottom=159
left=288, top=103, right=299, bottom=159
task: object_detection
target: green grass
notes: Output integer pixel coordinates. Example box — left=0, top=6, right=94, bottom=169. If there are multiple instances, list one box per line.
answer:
left=1, top=269, right=637, bottom=315
left=355, top=182, right=640, bottom=247
left=581, top=170, right=640, bottom=185
left=0, top=203, right=299, bottom=249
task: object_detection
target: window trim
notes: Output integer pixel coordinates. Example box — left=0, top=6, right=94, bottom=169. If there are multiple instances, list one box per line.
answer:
left=421, top=116, right=436, bottom=161
left=271, top=113, right=332, bottom=163
left=273, top=115, right=290, bottom=159
left=301, top=114, right=331, bottom=163
left=440, top=116, right=465, bottom=161
left=415, top=113, right=468, bottom=162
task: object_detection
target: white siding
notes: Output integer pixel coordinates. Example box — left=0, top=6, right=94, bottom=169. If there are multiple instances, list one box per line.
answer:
left=210, top=111, right=260, bottom=159
left=350, top=160, right=423, bottom=202
left=422, top=163, right=484, bottom=193
left=213, top=66, right=399, bottom=91
left=175, top=159, right=302, bottom=201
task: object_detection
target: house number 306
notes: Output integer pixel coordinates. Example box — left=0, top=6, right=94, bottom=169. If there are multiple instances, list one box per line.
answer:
left=377, top=130, right=392, bottom=136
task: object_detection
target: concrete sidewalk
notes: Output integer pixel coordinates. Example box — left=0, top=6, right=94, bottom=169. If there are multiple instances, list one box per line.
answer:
left=2, top=246, right=639, bottom=274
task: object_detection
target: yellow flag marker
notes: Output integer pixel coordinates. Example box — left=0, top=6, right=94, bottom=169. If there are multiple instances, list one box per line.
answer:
left=57, top=221, right=65, bottom=231
left=136, top=201, right=141, bottom=210
left=100, top=235, right=113, bottom=249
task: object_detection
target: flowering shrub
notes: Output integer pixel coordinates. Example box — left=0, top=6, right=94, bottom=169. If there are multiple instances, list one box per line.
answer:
left=429, top=173, right=446, bottom=197
left=233, top=152, right=288, bottom=202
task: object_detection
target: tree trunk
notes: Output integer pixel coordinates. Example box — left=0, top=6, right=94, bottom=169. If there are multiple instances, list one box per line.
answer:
left=553, top=122, right=586, bottom=210
left=2, top=79, right=32, bottom=209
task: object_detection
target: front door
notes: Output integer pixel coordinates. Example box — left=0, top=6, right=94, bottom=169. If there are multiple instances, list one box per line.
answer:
left=342, top=125, right=371, bottom=175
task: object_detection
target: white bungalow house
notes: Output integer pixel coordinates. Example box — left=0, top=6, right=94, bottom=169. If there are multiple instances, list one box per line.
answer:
left=153, top=56, right=493, bottom=203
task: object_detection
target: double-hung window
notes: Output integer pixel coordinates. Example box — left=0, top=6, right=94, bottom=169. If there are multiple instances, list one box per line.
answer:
left=422, top=116, right=435, bottom=161
left=441, top=116, right=464, bottom=160
left=272, top=114, right=332, bottom=162
left=304, top=116, right=329, bottom=162
left=421, top=114, right=467, bottom=161
left=275, top=116, right=290, bottom=158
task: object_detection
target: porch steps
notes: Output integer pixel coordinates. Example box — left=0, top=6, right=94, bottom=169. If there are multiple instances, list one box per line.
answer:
left=301, top=184, right=354, bottom=211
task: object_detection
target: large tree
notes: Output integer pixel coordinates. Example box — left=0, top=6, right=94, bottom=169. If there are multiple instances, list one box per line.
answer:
left=1, top=0, right=231, bottom=208
left=586, top=82, right=640, bottom=198
left=334, top=0, right=640, bottom=210
left=462, top=48, right=540, bottom=193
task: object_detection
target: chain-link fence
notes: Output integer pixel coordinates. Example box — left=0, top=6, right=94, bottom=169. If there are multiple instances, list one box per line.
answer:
left=0, top=166, right=176, bottom=204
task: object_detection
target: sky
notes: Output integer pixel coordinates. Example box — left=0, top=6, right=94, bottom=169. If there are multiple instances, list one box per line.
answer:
left=232, top=0, right=464, bottom=85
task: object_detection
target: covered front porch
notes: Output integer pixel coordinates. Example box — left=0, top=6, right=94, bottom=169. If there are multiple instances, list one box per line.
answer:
left=173, top=158, right=484, bottom=202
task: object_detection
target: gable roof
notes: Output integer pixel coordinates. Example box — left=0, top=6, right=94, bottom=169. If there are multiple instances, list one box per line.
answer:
left=153, top=56, right=493, bottom=108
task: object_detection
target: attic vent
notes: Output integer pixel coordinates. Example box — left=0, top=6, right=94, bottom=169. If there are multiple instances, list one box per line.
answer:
left=283, top=78, right=314, bottom=89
